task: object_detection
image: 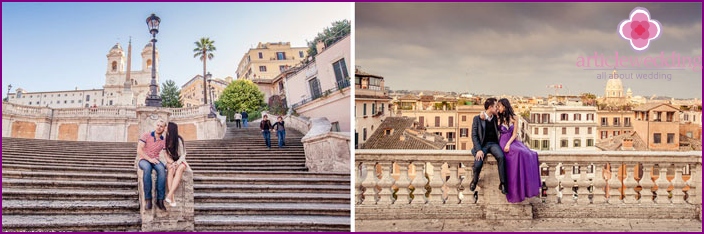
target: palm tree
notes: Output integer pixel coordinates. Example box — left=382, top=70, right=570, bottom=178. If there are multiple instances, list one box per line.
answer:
left=193, top=37, right=216, bottom=105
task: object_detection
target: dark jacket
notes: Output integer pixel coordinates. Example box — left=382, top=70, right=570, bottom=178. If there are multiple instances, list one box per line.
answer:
left=241, top=111, right=249, bottom=119
left=260, top=120, right=272, bottom=131
left=273, top=121, right=285, bottom=131
left=471, top=114, right=500, bottom=156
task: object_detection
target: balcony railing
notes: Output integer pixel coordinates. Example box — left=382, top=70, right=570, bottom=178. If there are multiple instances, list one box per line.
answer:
left=355, top=150, right=702, bottom=232
left=337, top=79, right=351, bottom=90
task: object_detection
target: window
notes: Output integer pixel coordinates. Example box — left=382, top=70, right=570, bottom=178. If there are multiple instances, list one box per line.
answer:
left=363, top=128, right=367, bottom=141
left=64, top=101, right=67, bottom=104
left=562, top=127, right=566, bottom=135
left=543, top=128, right=547, bottom=135
left=258, top=52, right=263, bottom=59
left=613, top=117, right=620, bottom=126
left=587, top=114, right=594, bottom=121
left=446, top=145, right=456, bottom=150
left=71, top=100, right=74, bottom=103
left=588, top=127, right=592, bottom=134
left=276, top=52, right=286, bottom=60
left=534, top=128, right=539, bottom=135
left=573, top=139, right=581, bottom=147
left=280, top=65, right=287, bottom=72
left=666, top=112, right=674, bottom=122
left=624, top=117, right=631, bottom=127
left=419, top=116, right=425, bottom=127
left=654, top=112, right=662, bottom=121
left=363, top=103, right=367, bottom=116
left=542, top=114, right=550, bottom=123
left=29, top=102, right=32, bottom=105
left=112, top=61, right=117, bottom=71
left=542, top=140, right=549, bottom=150
left=448, top=116, right=454, bottom=127
left=667, top=133, right=675, bottom=144
left=601, top=117, right=608, bottom=126
left=259, top=66, right=267, bottom=72
left=460, top=128, right=469, bottom=137
left=332, top=59, right=350, bottom=89
left=368, top=77, right=382, bottom=90
left=381, top=104, right=385, bottom=115
left=308, top=78, right=322, bottom=100
left=86, top=95, right=90, bottom=101
left=653, top=133, right=661, bottom=144
left=435, top=116, right=440, bottom=127
left=372, top=103, right=376, bottom=115
left=109, top=100, right=113, bottom=105
left=299, top=51, right=304, bottom=58
left=384, top=129, right=392, bottom=136
left=684, top=114, right=689, bottom=121
left=575, top=127, right=580, bottom=134
left=613, top=131, right=619, bottom=136
left=146, top=59, right=152, bottom=69
left=561, top=139, right=568, bottom=148
left=446, top=132, right=455, bottom=142
left=533, top=140, right=540, bottom=149
left=462, top=115, right=467, bottom=122
left=574, top=114, right=581, bottom=121
left=561, top=114, right=568, bottom=121
left=587, top=139, right=594, bottom=147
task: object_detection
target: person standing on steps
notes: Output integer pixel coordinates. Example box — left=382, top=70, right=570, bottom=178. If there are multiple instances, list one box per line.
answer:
left=137, top=119, right=168, bottom=211
left=241, top=110, right=249, bottom=127
left=234, top=111, right=242, bottom=129
left=272, top=116, right=286, bottom=148
left=164, top=122, right=190, bottom=207
left=260, top=114, right=273, bottom=149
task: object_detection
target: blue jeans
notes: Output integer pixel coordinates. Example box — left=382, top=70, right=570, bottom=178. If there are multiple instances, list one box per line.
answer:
left=138, top=159, right=166, bottom=200
left=243, top=118, right=248, bottom=127
left=263, top=131, right=271, bottom=148
left=277, top=130, right=286, bottom=148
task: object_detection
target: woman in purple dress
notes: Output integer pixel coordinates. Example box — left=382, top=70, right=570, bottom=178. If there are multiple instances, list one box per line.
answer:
left=496, top=98, right=541, bottom=203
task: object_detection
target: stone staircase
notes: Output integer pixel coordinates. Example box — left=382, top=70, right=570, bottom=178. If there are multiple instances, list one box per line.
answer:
left=2, top=123, right=350, bottom=231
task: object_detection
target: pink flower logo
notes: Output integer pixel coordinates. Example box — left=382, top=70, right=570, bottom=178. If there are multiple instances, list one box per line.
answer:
left=619, top=7, right=661, bottom=51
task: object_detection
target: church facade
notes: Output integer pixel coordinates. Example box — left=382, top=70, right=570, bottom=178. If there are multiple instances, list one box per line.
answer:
left=7, top=41, right=159, bottom=108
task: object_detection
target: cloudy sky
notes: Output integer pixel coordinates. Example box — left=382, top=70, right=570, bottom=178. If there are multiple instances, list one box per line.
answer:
left=356, top=3, right=702, bottom=99
left=2, top=2, right=350, bottom=97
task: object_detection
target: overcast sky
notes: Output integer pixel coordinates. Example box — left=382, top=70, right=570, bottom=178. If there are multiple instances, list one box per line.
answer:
left=356, top=3, right=702, bottom=99
left=2, top=2, right=350, bottom=96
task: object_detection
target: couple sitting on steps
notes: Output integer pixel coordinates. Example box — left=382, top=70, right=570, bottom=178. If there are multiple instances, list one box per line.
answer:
left=137, top=119, right=190, bottom=210
left=470, top=98, right=541, bottom=203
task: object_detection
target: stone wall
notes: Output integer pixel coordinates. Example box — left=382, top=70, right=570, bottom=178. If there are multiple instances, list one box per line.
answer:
left=137, top=164, right=195, bottom=232
left=301, top=117, right=350, bottom=173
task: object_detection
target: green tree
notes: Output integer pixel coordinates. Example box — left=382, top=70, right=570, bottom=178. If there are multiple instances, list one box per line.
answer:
left=160, top=79, right=183, bottom=108
left=215, top=79, right=266, bottom=120
left=193, top=37, right=216, bottom=105
left=306, top=19, right=350, bottom=58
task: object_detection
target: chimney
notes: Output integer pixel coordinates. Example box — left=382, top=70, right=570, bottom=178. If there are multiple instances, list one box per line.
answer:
left=316, top=41, right=325, bottom=53
left=622, top=138, right=634, bottom=150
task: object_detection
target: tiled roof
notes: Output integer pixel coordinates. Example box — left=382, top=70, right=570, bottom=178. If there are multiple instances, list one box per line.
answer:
left=632, top=103, right=680, bottom=112
left=362, top=117, right=447, bottom=150
left=355, top=94, right=392, bottom=100
left=595, top=131, right=648, bottom=151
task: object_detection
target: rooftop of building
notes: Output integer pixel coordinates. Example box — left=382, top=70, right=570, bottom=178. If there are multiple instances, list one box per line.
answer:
left=362, top=116, right=447, bottom=150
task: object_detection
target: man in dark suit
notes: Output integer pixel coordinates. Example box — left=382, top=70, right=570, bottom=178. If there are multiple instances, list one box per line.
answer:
left=470, top=98, right=508, bottom=194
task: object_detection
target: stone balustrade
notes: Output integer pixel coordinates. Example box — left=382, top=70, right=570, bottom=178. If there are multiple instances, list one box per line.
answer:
left=55, top=106, right=135, bottom=118
left=355, top=150, right=702, bottom=232
left=301, top=117, right=351, bottom=173
left=2, top=102, right=52, bottom=117
left=169, top=105, right=210, bottom=120
left=285, top=115, right=312, bottom=135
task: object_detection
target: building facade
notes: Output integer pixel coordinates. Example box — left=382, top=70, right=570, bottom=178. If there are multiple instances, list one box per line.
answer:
left=632, top=103, right=681, bottom=150
left=180, top=75, right=232, bottom=108
left=235, top=42, right=308, bottom=80
left=596, top=110, right=634, bottom=142
left=355, top=69, right=391, bottom=149
left=523, top=105, right=598, bottom=151
left=456, top=105, right=485, bottom=151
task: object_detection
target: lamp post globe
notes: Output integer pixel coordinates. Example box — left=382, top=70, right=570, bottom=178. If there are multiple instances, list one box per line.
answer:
left=145, top=13, right=162, bottom=107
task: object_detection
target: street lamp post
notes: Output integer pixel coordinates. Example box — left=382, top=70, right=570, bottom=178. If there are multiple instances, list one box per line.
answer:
left=6, top=84, right=12, bottom=102
left=145, top=13, right=162, bottom=107
left=206, top=72, right=216, bottom=118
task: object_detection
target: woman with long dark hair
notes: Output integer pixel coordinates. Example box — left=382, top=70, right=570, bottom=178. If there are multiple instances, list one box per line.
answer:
left=496, top=98, right=541, bottom=203
left=164, top=122, right=189, bottom=207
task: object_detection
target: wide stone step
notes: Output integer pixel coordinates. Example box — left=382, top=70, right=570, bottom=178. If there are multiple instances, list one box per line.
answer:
left=195, top=192, right=349, bottom=204
left=1, top=153, right=135, bottom=162
left=193, top=184, right=349, bottom=194
left=189, top=166, right=308, bottom=171
left=1, top=214, right=141, bottom=232
left=193, top=171, right=350, bottom=179
left=2, top=188, right=137, bottom=200
left=2, top=170, right=137, bottom=182
left=2, top=199, right=139, bottom=215
left=194, top=203, right=349, bottom=216
left=194, top=176, right=349, bottom=185
left=1, top=151, right=135, bottom=158
left=3, top=178, right=137, bottom=190
left=2, top=163, right=134, bottom=174
left=2, top=158, right=135, bottom=167
left=194, top=215, right=349, bottom=231
left=186, top=159, right=306, bottom=164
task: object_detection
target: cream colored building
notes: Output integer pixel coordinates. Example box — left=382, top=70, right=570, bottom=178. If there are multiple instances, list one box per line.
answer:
left=596, top=110, right=634, bottom=142
left=180, top=75, right=232, bottom=108
left=523, top=105, right=598, bottom=151
left=7, top=41, right=159, bottom=108
left=235, top=42, right=308, bottom=80
left=456, top=105, right=484, bottom=151
left=355, top=69, right=391, bottom=149
left=286, top=36, right=351, bottom=132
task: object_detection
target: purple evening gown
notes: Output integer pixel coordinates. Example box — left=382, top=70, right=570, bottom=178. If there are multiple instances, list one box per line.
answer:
left=499, top=124, right=541, bottom=203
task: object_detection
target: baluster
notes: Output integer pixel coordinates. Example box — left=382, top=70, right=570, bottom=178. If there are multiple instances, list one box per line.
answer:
left=428, top=162, right=445, bottom=204
left=445, top=162, right=460, bottom=204
left=687, top=164, right=700, bottom=205
left=355, top=163, right=362, bottom=205
left=394, top=161, right=412, bottom=205
left=411, top=161, right=428, bottom=204
left=654, top=166, right=671, bottom=204
left=560, top=166, right=575, bottom=204
left=377, top=162, right=395, bottom=204
left=544, top=163, right=559, bottom=204
left=592, top=165, right=607, bottom=204
left=460, top=164, right=473, bottom=204
left=639, top=164, right=655, bottom=204
left=361, top=161, right=378, bottom=205
left=577, top=166, right=591, bottom=204
left=671, top=166, right=686, bottom=204
left=623, top=165, right=639, bottom=204
left=607, top=164, right=622, bottom=204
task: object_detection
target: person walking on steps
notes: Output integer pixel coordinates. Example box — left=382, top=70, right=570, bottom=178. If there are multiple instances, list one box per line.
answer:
left=241, top=110, right=249, bottom=127
left=272, top=116, right=286, bottom=148
left=234, top=111, right=242, bottom=128
left=260, top=114, right=273, bottom=149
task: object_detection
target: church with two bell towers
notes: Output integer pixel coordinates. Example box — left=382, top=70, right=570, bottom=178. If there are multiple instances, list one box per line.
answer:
left=7, top=40, right=160, bottom=109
